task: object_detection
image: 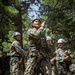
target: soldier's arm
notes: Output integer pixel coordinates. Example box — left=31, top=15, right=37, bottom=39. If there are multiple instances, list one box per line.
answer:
left=50, top=57, right=56, bottom=64
left=12, top=42, right=25, bottom=56
left=27, top=27, right=44, bottom=39
left=50, top=51, right=57, bottom=64
left=50, top=49, right=65, bottom=63
left=64, top=56, right=70, bottom=61
left=15, top=46, right=25, bottom=56
left=27, top=29, right=40, bottom=39
left=64, top=49, right=74, bottom=61
left=67, top=49, right=74, bottom=58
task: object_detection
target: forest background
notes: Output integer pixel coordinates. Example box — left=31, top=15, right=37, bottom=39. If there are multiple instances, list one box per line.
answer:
left=0, top=0, right=75, bottom=61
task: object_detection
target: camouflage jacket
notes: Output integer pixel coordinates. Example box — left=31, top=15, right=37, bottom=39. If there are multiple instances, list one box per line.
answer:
left=27, top=27, right=46, bottom=46
left=10, top=40, right=25, bottom=57
left=47, top=45, right=56, bottom=59
left=55, top=48, right=73, bottom=62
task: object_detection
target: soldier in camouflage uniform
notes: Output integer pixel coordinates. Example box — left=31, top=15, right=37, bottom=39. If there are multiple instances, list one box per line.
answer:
left=10, top=32, right=25, bottom=75
left=46, top=36, right=57, bottom=75
left=0, top=49, right=10, bottom=75
left=46, top=36, right=55, bottom=52
left=50, top=38, right=73, bottom=75
left=24, top=19, right=51, bottom=75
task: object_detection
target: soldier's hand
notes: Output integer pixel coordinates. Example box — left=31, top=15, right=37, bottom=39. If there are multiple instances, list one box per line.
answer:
left=41, top=21, right=46, bottom=27
left=50, top=57, right=55, bottom=64
left=64, top=56, right=70, bottom=61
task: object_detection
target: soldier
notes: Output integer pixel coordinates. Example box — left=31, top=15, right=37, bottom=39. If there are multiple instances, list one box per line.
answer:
left=46, top=36, right=55, bottom=53
left=0, top=49, right=10, bottom=75
left=24, top=18, right=51, bottom=75
left=50, top=38, right=73, bottom=75
left=46, top=36, right=57, bottom=75
left=10, top=32, right=25, bottom=75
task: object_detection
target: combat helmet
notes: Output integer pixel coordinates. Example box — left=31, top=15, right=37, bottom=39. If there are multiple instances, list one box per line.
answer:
left=46, top=36, right=52, bottom=41
left=57, top=38, right=66, bottom=43
left=14, top=32, right=21, bottom=37
left=32, top=18, right=41, bottom=23
left=2, top=49, right=8, bottom=53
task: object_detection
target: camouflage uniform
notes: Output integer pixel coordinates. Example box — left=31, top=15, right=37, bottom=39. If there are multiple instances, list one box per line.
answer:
left=0, top=56, right=10, bottom=75
left=55, top=48, right=73, bottom=75
left=47, top=45, right=57, bottom=75
left=24, top=27, right=51, bottom=75
left=10, top=40, right=25, bottom=75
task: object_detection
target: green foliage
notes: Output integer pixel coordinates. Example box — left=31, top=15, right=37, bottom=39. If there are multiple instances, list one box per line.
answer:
left=0, top=0, right=31, bottom=52
left=42, top=0, right=75, bottom=50
left=4, top=6, right=19, bottom=15
left=0, top=0, right=75, bottom=54
left=43, top=0, right=57, bottom=7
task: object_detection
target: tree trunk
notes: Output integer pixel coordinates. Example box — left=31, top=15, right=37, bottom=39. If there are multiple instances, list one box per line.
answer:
left=15, top=7, right=23, bottom=48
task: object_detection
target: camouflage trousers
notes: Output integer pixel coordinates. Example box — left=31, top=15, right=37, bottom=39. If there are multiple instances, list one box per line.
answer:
left=51, top=65, right=57, bottom=75
left=56, top=62, right=67, bottom=75
left=24, top=58, right=51, bottom=75
left=10, top=57, right=24, bottom=75
left=24, top=47, right=51, bottom=75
